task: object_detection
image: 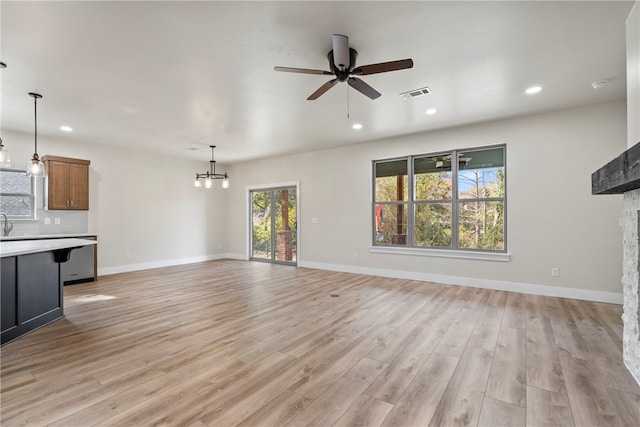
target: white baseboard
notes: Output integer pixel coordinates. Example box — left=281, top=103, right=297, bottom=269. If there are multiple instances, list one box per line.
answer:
left=97, top=255, right=623, bottom=305
left=97, top=254, right=229, bottom=276
left=298, top=260, right=623, bottom=305
left=225, top=253, right=248, bottom=261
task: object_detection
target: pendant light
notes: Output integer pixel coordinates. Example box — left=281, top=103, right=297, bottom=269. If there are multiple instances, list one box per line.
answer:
left=194, top=145, right=229, bottom=189
left=26, top=92, right=45, bottom=177
left=0, top=137, right=10, bottom=167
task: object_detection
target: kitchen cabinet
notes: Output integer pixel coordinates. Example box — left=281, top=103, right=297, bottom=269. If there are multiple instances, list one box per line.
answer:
left=0, top=238, right=96, bottom=345
left=42, top=155, right=90, bottom=210
left=1, top=257, right=18, bottom=337
left=1, top=252, right=63, bottom=345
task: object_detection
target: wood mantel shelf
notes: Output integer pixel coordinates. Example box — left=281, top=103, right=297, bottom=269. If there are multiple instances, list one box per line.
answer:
left=592, top=141, right=640, bottom=195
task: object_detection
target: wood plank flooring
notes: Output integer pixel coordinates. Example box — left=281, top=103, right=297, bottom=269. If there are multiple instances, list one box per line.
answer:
left=1, top=259, right=639, bottom=426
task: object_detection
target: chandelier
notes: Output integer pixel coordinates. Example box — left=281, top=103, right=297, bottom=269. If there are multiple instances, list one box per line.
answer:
left=194, top=145, right=229, bottom=189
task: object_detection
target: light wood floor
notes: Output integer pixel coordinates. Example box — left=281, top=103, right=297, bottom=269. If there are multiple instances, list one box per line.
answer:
left=2, top=260, right=640, bottom=426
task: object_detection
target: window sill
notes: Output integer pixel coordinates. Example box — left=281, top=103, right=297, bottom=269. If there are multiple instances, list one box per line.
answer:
left=368, top=246, right=510, bottom=262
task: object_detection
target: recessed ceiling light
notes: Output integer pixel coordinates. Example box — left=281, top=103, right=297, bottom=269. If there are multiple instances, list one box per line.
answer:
left=591, top=80, right=609, bottom=89
left=425, top=108, right=437, bottom=115
left=525, top=86, right=542, bottom=95
left=352, top=123, right=363, bottom=130
left=59, top=125, right=73, bottom=132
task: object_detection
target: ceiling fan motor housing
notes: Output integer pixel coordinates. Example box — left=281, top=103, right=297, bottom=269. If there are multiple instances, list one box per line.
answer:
left=328, top=48, right=358, bottom=82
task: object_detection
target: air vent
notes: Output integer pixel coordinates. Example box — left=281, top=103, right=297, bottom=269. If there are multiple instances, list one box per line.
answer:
left=400, top=86, right=432, bottom=99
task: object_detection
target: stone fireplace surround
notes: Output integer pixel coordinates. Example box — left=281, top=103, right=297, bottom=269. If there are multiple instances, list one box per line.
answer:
left=593, top=140, right=640, bottom=385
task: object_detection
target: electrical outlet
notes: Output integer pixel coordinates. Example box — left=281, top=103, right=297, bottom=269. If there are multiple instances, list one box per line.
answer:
left=44, top=217, right=51, bottom=225
left=312, top=217, right=319, bottom=224
left=54, top=218, right=60, bottom=225
left=125, top=251, right=132, bottom=259
left=353, top=252, right=358, bottom=259
left=551, top=267, right=559, bottom=277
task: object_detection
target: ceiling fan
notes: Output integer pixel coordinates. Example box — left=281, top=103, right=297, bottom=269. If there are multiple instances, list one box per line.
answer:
left=426, top=154, right=473, bottom=168
left=274, top=34, right=413, bottom=100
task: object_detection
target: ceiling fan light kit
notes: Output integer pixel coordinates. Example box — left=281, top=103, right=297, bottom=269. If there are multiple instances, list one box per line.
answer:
left=274, top=34, right=414, bottom=101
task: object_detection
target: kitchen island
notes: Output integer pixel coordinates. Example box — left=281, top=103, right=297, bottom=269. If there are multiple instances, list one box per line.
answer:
left=0, top=238, right=97, bottom=345
left=1, top=234, right=98, bottom=285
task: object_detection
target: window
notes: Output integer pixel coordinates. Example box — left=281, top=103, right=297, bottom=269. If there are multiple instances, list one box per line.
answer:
left=0, top=169, right=35, bottom=219
left=373, top=145, right=505, bottom=252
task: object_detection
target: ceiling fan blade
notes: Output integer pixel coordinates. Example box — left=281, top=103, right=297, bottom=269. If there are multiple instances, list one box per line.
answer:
left=332, top=34, right=349, bottom=71
left=352, top=58, right=414, bottom=75
left=274, top=66, right=332, bottom=75
left=307, top=79, right=339, bottom=100
left=348, top=77, right=381, bottom=99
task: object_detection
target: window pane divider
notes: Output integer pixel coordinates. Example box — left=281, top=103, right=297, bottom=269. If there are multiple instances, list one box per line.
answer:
left=451, top=150, right=460, bottom=250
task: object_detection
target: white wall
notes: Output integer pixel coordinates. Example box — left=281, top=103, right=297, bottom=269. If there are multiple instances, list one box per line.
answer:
left=628, top=1, right=639, bottom=148
left=2, top=130, right=228, bottom=274
left=226, top=100, right=626, bottom=302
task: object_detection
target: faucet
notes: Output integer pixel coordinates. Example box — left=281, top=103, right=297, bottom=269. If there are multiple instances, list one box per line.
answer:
left=1, top=212, right=13, bottom=237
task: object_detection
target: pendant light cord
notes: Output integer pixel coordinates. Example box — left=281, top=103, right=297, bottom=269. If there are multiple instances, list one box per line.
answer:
left=28, top=92, right=42, bottom=157
left=33, top=95, right=38, bottom=155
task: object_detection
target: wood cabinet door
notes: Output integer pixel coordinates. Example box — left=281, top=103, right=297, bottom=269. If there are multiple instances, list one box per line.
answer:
left=47, top=160, right=70, bottom=209
left=69, top=163, right=89, bottom=209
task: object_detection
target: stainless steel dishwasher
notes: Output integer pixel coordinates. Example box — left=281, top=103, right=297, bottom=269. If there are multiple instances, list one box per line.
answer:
left=63, top=236, right=96, bottom=285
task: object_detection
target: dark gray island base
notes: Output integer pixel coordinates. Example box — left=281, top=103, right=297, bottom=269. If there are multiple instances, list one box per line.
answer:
left=1, top=239, right=97, bottom=345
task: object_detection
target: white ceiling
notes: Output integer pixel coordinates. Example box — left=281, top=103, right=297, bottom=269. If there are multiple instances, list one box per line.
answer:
left=1, top=1, right=633, bottom=164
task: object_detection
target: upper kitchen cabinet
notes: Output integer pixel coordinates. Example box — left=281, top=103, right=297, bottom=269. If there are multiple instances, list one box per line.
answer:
left=42, top=156, right=90, bottom=210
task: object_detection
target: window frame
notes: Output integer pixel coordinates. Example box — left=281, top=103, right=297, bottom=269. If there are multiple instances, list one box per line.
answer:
left=372, top=144, right=507, bottom=256
left=0, top=168, right=36, bottom=220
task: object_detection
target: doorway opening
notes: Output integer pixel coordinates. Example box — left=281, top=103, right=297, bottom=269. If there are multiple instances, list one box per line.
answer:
left=250, top=185, right=297, bottom=265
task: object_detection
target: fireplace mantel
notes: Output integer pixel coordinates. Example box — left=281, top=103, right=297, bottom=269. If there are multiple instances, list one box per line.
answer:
left=592, top=141, right=640, bottom=194
left=593, top=140, right=640, bottom=386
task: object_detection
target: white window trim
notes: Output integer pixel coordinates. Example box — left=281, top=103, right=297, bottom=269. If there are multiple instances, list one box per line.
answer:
left=369, top=245, right=510, bottom=262
left=0, top=168, right=37, bottom=220
left=372, top=144, right=507, bottom=256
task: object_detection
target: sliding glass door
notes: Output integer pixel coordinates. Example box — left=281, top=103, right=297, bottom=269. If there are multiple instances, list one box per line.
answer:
left=250, top=186, right=297, bottom=264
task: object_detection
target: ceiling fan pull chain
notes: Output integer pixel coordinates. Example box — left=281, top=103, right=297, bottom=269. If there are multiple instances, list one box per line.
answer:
left=347, top=84, right=350, bottom=119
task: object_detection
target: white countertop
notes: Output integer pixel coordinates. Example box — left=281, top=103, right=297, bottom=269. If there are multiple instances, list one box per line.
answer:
left=0, top=238, right=97, bottom=258
left=0, top=233, right=97, bottom=241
